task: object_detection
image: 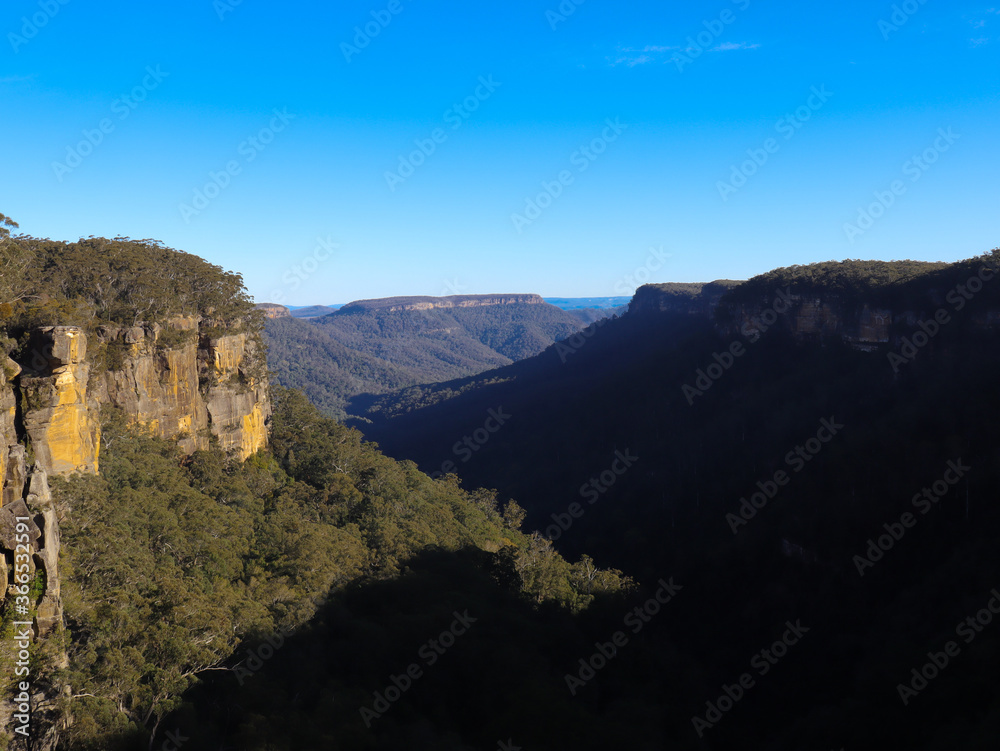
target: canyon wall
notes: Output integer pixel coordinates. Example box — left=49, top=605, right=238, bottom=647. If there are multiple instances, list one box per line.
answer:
left=630, top=281, right=1000, bottom=352
left=716, top=292, right=895, bottom=351
left=7, top=320, right=269, bottom=486
left=628, top=281, right=741, bottom=317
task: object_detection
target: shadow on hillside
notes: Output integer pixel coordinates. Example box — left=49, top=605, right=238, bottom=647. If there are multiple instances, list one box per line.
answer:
left=125, top=545, right=676, bottom=751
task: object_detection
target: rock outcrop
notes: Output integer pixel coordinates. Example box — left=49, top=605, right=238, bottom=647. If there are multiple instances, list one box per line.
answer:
left=0, top=317, right=271, bottom=750
left=8, top=322, right=269, bottom=477
left=716, top=291, right=894, bottom=351
left=0, top=357, right=21, bottom=503
left=256, top=303, right=291, bottom=319
left=20, top=327, right=101, bottom=476
left=88, top=321, right=270, bottom=459
left=629, top=281, right=742, bottom=317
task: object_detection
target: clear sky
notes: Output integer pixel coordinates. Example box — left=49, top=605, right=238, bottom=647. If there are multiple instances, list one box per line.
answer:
left=3, top=0, right=999, bottom=304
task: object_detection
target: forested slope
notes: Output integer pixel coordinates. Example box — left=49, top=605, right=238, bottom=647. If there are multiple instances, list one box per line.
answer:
left=264, top=297, right=590, bottom=419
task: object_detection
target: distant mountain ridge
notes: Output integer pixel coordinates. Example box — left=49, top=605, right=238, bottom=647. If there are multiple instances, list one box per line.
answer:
left=281, top=297, right=631, bottom=317
left=263, top=293, right=599, bottom=419
left=339, top=293, right=545, bottom=313
left=290, top=304, right=342, bottom=318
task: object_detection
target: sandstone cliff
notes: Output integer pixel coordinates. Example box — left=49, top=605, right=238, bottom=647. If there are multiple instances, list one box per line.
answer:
left=628, top=281, right=742, bottom=317
left=0, top=318, right=270, bottom=749
left=10, top=321, right=270, bottom=479
left=630, top=259, right=1000, bottom=352
left=714, top=291, right=895, bottom=351
left=256, top=303, right=291, bottom=319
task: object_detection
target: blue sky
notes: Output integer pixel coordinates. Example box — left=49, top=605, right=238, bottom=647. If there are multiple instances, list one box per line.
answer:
left=3, top=0, right=999, bottom=304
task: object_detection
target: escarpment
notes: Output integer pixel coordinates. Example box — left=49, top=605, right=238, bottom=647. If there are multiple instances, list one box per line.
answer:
left=630, top=257, right=1000, bottom=352
left=0, top=318, right=270, bottom=749
left=628, top=281, right=742, bottom=317
left=0, top=230, right=276, bottom=749
left=89, top=319, right=270, bottom=460
left=715, top=291, right=897, bottom=350
left=7, top=319, right=270, bottom=484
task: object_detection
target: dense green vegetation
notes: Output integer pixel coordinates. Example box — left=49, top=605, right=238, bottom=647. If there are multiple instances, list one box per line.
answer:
left=264, top=316, right=418, bottom=419
left=1, top=232, right=258, bottom=332
left=722, top=259, right=948, bottom=305
left=53, top=387, right=630, bottom=749
left=265, top=300, right=588, bottom=420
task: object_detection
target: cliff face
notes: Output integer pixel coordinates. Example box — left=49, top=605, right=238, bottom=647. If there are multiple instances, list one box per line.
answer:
left=716, top=291, right=894, bottom=350
left=630, top=279, right=1000, bottom=352
left=20, top=327, right=100, bottom=476
left=256, top=303, right=291, bottom=319
left=0, top=319, right=270, bottom=747
left=629, top=281, right=742, bottom=317
left=716, top=289, right=1000, bottom=350
left=1, top=318, right=270, bottom=492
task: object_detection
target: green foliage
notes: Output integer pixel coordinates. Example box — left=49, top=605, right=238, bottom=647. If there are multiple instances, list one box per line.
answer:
left=2, top=234, right=259, bottom=333
left=55, top=388, right=627, bottom=749
left=0, top=215, right=32, bottom=306
left=723, top=258, right=949, bottom=303
left=0, top=212, right=17, bottom=239
left=154, top=327, right=197, bottom=350
left=90, top=341, right=128, bottom=373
